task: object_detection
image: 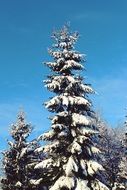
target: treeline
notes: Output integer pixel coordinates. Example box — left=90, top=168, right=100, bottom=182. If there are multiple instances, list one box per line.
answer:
left=0, top=25, right=127, bottom=190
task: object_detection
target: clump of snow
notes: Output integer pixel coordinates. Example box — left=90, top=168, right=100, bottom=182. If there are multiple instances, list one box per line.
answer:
left=72, top=113, right=91, bottom=126
left=80, top=84, right=94, bottom=94
left=35, top=158, right=54, bottom=169
left=45, top=61, right=58, bottom=68
left=59, top=42, right=68, bottom=49
left=30, top=178, right=43, bottom=185
left=65, top=156, right=78, bottom=176
left=71, top=141, right=82, bottom=154
left=91, top=146, right=101, bottom=154
left=19, top=147, right=28, bottom=158
left=45, top=95, right=90, bottom=111
left=52, top=111, right=68, bottom=124
left=75, top=179, right=90, bottom=190
left=45, top=96, right=61, bottom=109
left=49, top=176, right=76, bottom=190
left=49, top=50, right=62, bottom=59
left=60, top=60, right=84, bottom=72
left=38, top=130, right=55, bottom=140
left=58, top=130, right=68, bottom=138
left=35, top=146, right=44, bottom=153
left=45, top=75, right=75, bottom=92
left=87, top=160, right=104, bottom=176
left=91, top=179, right=109, bottom=190
left=26, top=162, right=37, bottom=168
left=76, top=135, right=88, bottom=144
left=79, top=126, right=98, bottom=135
left=57, top=57, right=65, bottom=64
left=15, top=181, right=22, bottom=187
left=51, top=124, right=65, bottom=130
left=71, top=129, right=76, bottom=137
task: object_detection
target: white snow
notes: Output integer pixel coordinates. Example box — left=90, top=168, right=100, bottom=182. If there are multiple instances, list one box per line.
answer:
left=45, top=62, right=58, bottom=68
left=80, top=84, right=94, bottom=94
left=65, top=156, right=78, bottom=176
left=58, top=130, right=68, bottom=138
left=87, top=160, right=104, bottom=176
left=75, top=179, right=90, bottom=190
left=91, top=146, right=101, bottom=154
left=62, top=95, right=69, bottom=106
left=45, top=96, right=61, bottom=109
left=71, top=129, right=76, bottom=137
left=77, top=135, right=88, bottom=144
left=29, top=178, right=43, bottom=185
left=91, top=179, right=109, bottom=190
left=49, top=176, right=75, bottom=190
left=59, top=42, right=67, bottom=48
left=72, top=113, right=91, bottom=126
left=72, top=52, right=84, bottom=60
left=74, top=96, right=90, bottom=106
left=15, top=181, right=22, bottom=187
left=52, top=111, right=68, bottom=124
left=19, top=147, right=28, bottom=158
left=51, top=51, right=62, bottom=59
left=45, top=75, right=91, bottom=94
left=43, top=141, right=60, bottom=153
left=57, top=57, right=64, bottom=64
left=26, top=162, right=37, bottom=168
left=60, top=60, right=84, bottom=72
left=38, top=130, right=55, bottom=140
left=35, top=146, right=44, bottom=153
left=62, top=50, right=84, bottom=61
left=51, top=124, right=64, bottom=130
left=60, top=95, right=90, bottom=107
left=71, top=141, right=82, bottom=154
left=79, top=126, right=98, bottom=135
left=35, top=158, right=53, bottom=169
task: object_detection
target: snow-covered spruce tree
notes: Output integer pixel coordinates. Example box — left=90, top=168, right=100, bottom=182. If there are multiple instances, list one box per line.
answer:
left=36, top=26, right=109, bottom=190
left=1, top=111, right=43, bottom=190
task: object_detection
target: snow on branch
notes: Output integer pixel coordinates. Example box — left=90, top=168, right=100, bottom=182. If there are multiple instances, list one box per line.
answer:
left=35, top=158, right=54, bottom=169
left=72, top=113, right=92, bottom=126
left=49, top=176, right=76, bottom=190
left=45, top=95, right=91, bottom=111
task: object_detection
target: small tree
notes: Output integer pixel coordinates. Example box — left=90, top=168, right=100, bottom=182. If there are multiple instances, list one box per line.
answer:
left=95, top=114, right=123, bottom=189
left=1, top=111, right=42, bottom=190
left=116, top=115, right=127, bottom=189
left=36, top=25, right=109, bottom=190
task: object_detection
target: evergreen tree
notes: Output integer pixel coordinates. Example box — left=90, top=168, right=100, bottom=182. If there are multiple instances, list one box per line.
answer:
left=36, top=25, right=109, bottom=190
left=1, top=111, right=43, bottom=190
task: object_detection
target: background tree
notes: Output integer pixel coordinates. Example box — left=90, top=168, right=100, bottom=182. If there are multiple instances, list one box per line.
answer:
left=35, top=25, right=109, bottom=190
left=1, top=111, right=43, bottom=190
left=95, top=113, right=126, bottom=190
left=116, top=115, right=127, bottom=189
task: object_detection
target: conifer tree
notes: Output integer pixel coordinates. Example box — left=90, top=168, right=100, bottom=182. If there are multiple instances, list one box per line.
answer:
left=1, top=111, right=43, bottom=190
left=36, top=26, right=109, bottom=190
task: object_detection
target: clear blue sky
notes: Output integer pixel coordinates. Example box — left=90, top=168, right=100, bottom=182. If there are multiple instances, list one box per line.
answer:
left=0, top=0, right=127, bottom=150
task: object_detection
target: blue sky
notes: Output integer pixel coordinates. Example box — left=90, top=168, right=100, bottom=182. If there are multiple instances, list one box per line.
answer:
left=0, top=0, right=127, bottom=150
